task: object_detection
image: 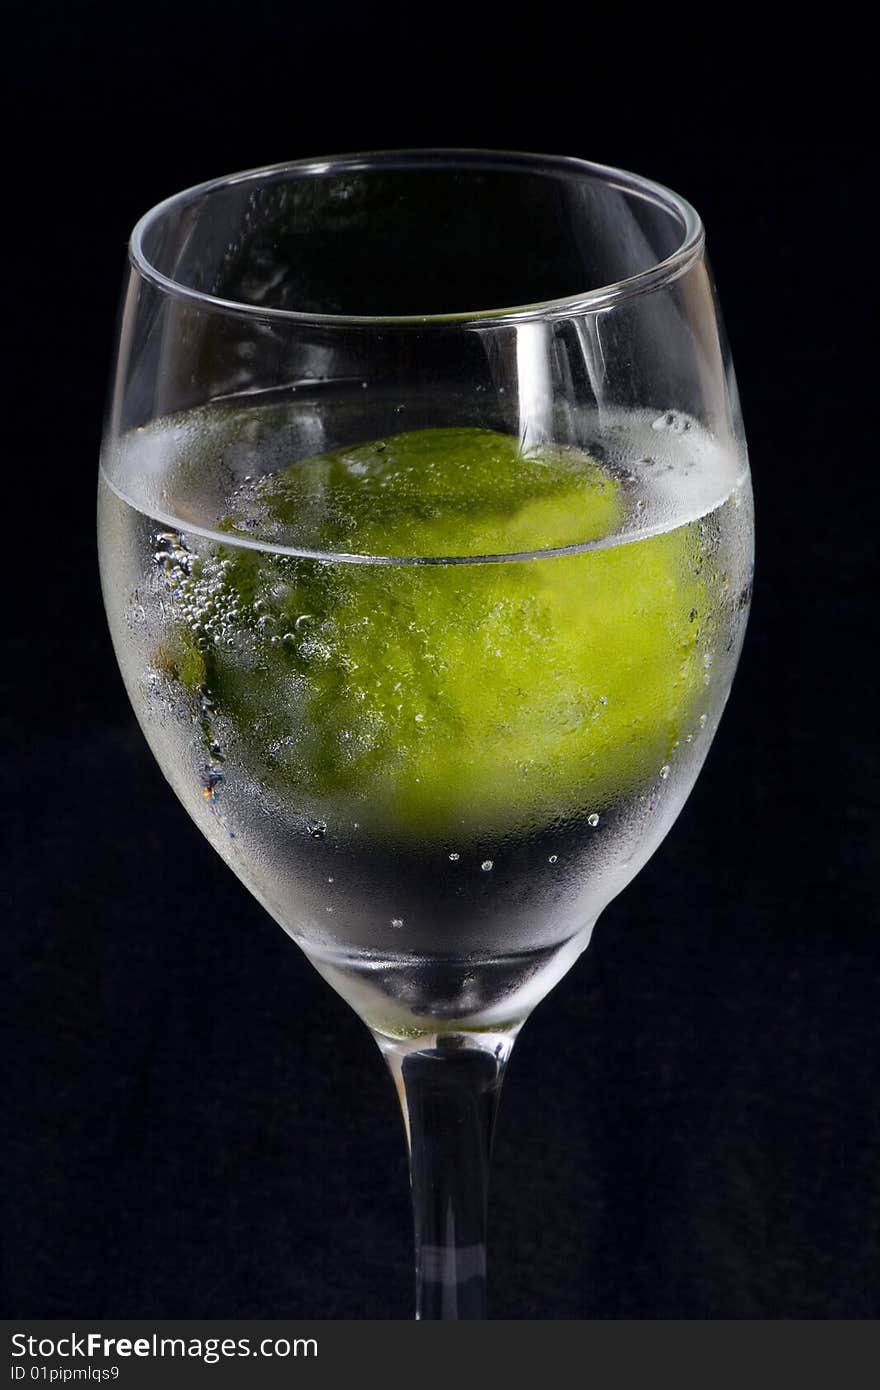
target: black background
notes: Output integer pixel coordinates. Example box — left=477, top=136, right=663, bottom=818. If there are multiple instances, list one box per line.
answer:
left=3, top=6, right=877, bottom=1319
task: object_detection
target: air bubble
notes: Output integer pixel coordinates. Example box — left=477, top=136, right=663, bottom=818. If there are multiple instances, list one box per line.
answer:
left=481, top=860, right=494, bottom=872
left=659, top=764, right=670, bottom=780
left=588, top=813, right=600, bottom=827
left=200, top=767, right=224, bottom=802
left=391, top=917, right=404, bottom=928
left=308, top=820, right=327, bottom=840
left=548, top=854, right=558, bottom=864
left=448, top=852, right=460, bottom=862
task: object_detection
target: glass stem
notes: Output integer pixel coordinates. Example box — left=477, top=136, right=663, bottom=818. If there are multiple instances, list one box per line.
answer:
left=378, top=1030, right=515, bottom=1320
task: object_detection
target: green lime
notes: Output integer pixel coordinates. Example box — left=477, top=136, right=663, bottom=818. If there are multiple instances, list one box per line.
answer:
left=164, top=427, right=706, bottom=838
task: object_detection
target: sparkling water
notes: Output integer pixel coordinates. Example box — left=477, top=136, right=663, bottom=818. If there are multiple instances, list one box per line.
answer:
left=99, top=391, right=752, bottom=1037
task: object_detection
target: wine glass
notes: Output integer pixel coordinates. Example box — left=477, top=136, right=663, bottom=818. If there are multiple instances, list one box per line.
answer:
left=98, top=150, right=753, bottom=1319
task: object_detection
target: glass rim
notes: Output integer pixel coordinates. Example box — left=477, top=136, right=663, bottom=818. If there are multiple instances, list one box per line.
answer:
left=128, top=148, right=705, bottom=328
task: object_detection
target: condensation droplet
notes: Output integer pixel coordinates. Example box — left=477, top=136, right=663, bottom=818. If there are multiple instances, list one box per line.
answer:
left=588, top=812, right=600, bottom=827
left=307, top=820, right=327, bottom=840
left=548, top=854, right=558, bottom=864
left=652, top=410, right=690, bottom=433
left=391, top=917, right=404, bottom=928
left=659, top=764, right=670, bottom=780
left=448, top=852, right=460, bottom=862
left=481, top=860, right=494, bottom=872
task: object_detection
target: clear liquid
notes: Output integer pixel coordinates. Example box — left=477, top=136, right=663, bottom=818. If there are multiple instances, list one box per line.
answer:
left=99, top=391, right=753, bottom=1036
